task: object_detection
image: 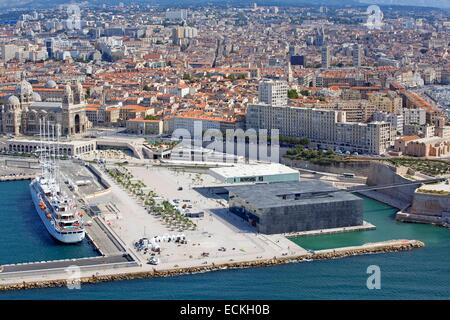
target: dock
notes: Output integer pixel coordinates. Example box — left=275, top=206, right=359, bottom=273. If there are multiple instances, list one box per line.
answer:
left=0, top=239, right=424, bottom=291
left=0, top=197, right=139, bottom=287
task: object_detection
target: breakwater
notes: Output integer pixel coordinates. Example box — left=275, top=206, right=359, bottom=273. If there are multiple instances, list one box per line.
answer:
left=0, top=239, right=424, bottom=291
left=284, top=221, right=376, bottom=238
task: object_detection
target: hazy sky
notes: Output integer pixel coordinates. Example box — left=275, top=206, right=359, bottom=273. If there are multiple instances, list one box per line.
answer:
left=0, top=0, right=449, bottom=9
left=359, top=0, right=450, bottom=9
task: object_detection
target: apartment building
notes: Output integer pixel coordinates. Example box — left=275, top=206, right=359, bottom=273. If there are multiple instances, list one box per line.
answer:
left=403, top=108, right=426, bottom=125
left=373, top=111, right=404, bottom=135
left=165, top=113, right=245, bottom=136
left=368, top=92, right=402, bottom=114
left=126, top=118, right=163, bottom=135
left=258, top=79, right=288, bottom=107
left=86, top=105, right=120, bottom=125
left=352, top=44, right=363, bottom=68
left=118, top=105, right=155, bottom=122
left=246, top=103, right=393, bottom=155
left=0, top=44, right=17, bottom=63
left=321, top=45, right=330, bottom=69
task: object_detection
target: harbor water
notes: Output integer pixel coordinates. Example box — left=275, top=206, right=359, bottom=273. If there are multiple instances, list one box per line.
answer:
left=0, top=180, right=97, bottom=265
left=1, top=182, right=449, bottom=299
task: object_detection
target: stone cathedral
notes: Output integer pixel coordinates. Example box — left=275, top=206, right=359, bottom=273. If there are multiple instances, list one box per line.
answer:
left=0, top=80, right=90, bottom=136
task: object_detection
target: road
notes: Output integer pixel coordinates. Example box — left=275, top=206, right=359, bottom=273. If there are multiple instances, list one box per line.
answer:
left=1, top=254, right=132, bottom=273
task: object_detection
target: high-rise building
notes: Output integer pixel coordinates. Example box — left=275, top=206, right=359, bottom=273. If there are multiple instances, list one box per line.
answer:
left=321, top=45, right=330, bottom=69
left=45, top=38, right=55, bottom=59
left=258, top=79, right=288, bottom=107
left=0, top=44, right=17, bottom=63
left=172, top=26, right=198, bottom=45
left=442, top=68, right=450, bottom=85
left=403, top=108, right=426, bottom=126
left=165, top=9, right=188, bottom=20
left=289, top=45, right=306, bottom=67
left=289, top=45, right=300, bottom=56
left=286, top=62, right=293, bottom=83
left=352, top=44, right=363, bottom=68
left=290, top=55, right=306, bottom=67
left=315, top=26, right=326, bottom=46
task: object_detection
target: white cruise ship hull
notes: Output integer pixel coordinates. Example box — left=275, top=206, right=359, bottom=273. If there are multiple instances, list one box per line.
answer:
left=30, top=180, right=85, bottom=244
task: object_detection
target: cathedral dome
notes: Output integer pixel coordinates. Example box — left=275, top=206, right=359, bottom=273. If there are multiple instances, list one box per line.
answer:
left=15, top=80, right=33, bottom=97
left=45, top=79, right=57, bottom=89
left=32, top=92, right=42, bottom=102
left=6, top=95, right=20, bottom=106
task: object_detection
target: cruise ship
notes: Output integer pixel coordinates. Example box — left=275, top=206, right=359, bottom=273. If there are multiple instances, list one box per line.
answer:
left=29, top=122, right=85, bottom=243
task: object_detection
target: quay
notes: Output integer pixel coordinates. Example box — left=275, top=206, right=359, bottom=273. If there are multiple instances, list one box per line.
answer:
left=0, top=155, right=40, bottom=182
left=0, top=174, right=35, bottom=182
left=0, top=157, right=427, bottom=292
left=284, top=221, right=376, bottom=238
left=0, top=239, right=424, bottom=291
left=0, top=212, right=139, bottom=288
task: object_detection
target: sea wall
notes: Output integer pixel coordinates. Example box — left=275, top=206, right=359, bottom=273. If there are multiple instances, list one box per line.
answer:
left=0, top=157, right=40, bottom=169
left=0, top=174, right=35, bottom=182
left=282, top=158, right=374, bottom=176
left=410, top=191, right=450, bottom=216
left=396, top=212, right=446, bottom=225
left=366, top=162, right=417, bottom=205
left=0, top=239, right=424, bottom=291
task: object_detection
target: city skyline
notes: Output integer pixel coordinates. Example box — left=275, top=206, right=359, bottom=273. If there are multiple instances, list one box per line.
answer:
left=1, top=0, right=450, bottom=9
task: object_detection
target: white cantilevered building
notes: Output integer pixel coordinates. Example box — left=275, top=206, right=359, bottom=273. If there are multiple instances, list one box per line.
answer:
left=209, top=162, right=299, bottom=184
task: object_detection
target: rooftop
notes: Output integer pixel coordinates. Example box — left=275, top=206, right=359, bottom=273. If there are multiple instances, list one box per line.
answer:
left=210, top=162, right=299, bottom=179
left=226, top=180, right=362, bottom=209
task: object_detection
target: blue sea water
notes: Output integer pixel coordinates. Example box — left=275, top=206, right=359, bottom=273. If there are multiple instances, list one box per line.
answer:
left=0, top=180, right=98, bottom=265
left=0, top=182, right=449, bottom=299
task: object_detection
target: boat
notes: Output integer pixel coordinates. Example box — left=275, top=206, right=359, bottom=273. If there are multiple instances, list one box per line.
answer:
left=29, top=121, right=85, bottom=243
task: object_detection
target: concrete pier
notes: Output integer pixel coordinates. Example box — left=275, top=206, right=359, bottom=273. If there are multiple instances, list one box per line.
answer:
left=284, top=221, right=376, bottom=238
left=0, top=239, right=424, bottom=291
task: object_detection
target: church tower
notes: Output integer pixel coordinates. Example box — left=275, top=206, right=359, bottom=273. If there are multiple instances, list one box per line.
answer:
left=74, top=81, right=85, bottom=104
left=63, top=83, right=74, bottom=106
